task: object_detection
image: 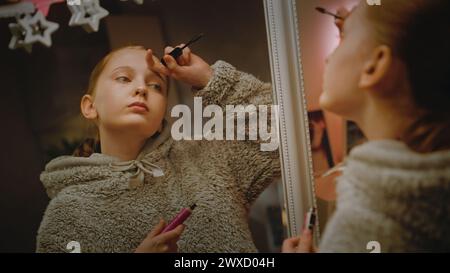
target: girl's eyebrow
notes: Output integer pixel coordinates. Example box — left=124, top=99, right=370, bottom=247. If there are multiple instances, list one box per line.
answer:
left=111, top=66, right=133, bottom=74
left=112, top=65, right=166, bottom=83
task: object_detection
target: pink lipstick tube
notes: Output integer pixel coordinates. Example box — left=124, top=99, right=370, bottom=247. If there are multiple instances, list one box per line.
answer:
left=161, top=204, right=196, bottom=233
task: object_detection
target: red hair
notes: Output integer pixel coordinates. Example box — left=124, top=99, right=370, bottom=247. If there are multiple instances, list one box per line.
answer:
left=365, top=0, right=450, bottom=153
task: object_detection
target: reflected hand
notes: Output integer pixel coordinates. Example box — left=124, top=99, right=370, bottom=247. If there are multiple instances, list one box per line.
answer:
left=146, top=45, right=213, bottom=90
left=281, top=228, right=316, bottom=253
left=134, top=219, right=185, bottom=253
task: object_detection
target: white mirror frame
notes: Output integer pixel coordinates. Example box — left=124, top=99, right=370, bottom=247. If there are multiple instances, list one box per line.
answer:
left=263, top=0, right=319, bottom=239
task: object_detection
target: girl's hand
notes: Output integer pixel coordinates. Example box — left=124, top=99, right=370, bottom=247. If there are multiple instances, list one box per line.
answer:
left=134, top=219, right=185, bottom=253
left=146, top=46, right=213, bottom=90
left=281, top=228, right=316, bottom=253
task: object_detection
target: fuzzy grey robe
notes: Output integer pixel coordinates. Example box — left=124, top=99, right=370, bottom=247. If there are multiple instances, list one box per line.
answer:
left=36, top=61, right=280, bottom=253
left=319, top=140, right=450, bottom=253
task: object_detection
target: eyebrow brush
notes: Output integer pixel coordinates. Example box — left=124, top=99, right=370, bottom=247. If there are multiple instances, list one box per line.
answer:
left=161, top=33, right=204, bottom=66
left=315, top=7, right=344, bottom=20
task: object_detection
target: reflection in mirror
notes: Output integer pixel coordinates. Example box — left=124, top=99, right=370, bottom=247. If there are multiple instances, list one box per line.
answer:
left=0, top=0, right=286, bottom=252
left=295, top=0, right=360, bottom=237
left=269, top=0, right=450, bottom=253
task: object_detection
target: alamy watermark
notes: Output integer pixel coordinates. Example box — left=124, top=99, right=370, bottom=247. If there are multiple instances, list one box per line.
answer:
left=66, top=241, right=81, bottom=253
left=170, top=97, right=279, bottom=152
left=366, top=241, right=381, bottom=253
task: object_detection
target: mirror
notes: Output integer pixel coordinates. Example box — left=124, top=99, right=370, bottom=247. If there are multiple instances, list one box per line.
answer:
left=296, top=0, right=365, bottom=240
left=263, top=0, right=317, bottom=239
left=264, top=0, right=364, bottom=243
left=0, top=0, right=287, bottom=252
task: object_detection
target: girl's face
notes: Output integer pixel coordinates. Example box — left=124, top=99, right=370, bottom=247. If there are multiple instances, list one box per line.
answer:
left=320, top=4, right=375, bottom=121
left=92, top=48, right=168, bottom=137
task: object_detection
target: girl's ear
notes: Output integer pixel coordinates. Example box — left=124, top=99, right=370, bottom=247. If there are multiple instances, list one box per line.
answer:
left=81, top=94, right=98, bottom=120
left=358, top=45, right=392, bottom=89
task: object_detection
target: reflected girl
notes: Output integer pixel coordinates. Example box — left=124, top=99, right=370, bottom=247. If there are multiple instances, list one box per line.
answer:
left=36, top=45, right=280, bottom=252
left=286, top=0, right=450, bottom=252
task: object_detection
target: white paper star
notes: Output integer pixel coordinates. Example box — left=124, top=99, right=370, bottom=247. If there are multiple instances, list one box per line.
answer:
left=8, top=22, right=33, bottom=53
left=67, top=0, right=109, bottom=33
left=18, top=11, right=59, bottom=48
left=119, top=0, right=144, bottom=5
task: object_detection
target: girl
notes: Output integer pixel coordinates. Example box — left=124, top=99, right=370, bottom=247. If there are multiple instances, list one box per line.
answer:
left=283, top=0, right=450, bottom=252
left=36, top=45, right=280, bottom=252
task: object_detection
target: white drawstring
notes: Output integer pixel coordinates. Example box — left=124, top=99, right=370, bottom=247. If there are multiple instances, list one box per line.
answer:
left=321, top=161, right=347, bottom=178
left=110, top=158, right=164, bottom=189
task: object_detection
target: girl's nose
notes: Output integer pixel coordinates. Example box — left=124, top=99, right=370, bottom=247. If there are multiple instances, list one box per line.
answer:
left=134, top=87, right=148, bottom=98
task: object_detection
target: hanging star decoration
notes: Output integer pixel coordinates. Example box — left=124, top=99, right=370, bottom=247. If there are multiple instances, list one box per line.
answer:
left=8, top=22, right=33, bottom=53
left=120, top=0, right=144, bottom=5
left=2, top=0, right=144, bottom=52
left=67, top=0, right=109, bottom=33
left=18, top=11, right=59, bottom=47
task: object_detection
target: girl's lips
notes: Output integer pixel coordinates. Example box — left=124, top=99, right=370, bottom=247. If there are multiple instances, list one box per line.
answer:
left=128, top=102, right=149, bottom=112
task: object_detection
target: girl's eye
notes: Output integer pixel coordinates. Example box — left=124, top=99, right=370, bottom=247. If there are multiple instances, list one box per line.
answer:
left=116, top=76, right=131, bottom=83
left=147, top=83, right=162, bottom=91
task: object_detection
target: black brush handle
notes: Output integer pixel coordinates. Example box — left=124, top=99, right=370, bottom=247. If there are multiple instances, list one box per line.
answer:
left=161, top=33, right=204, bottom=66
left=161, top=47, right=183, bottom=66
left=315, top=6, right=344, bottom=20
